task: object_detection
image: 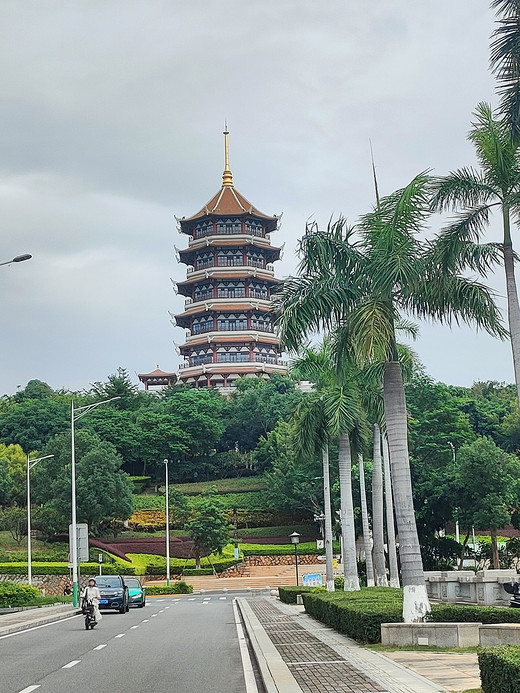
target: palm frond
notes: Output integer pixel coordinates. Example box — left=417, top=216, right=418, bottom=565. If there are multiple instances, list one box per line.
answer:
left=348, top=299, right=396, bottom=364
left=490, top=3, right=520, bottom=142
left=468, top=103, right=519, bottom=186
left=430, top=169, right=497, bottom=211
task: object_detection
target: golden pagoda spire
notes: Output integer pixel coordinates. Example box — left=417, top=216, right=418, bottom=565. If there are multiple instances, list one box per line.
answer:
left=222, top=124, right=234, bottom=187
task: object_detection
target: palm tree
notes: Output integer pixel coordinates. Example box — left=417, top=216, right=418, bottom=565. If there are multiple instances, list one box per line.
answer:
left=291, top=343, right=363, bottom=592
left=490, top=0, right=520, bottom=143
left=275, top=174, right=506, bottom=621
left=431, top=103, right=520, bottom=405
left=371, top=423, right=388, bottom=587
left=382, top=433, right=400, bottom=588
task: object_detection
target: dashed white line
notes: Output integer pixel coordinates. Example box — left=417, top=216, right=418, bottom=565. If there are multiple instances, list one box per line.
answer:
left=62, top=660, right=80, bottom=669
left=131, top=625, right=139, bottom=629
left=142, top=619, right=149, bottom=622
left=173, top=599, right=180, bottom=602
left=151, top=613, right=157, bottom=617
left=165, top=606, right=170, bottom=609
left=93, top=644, right=107, bottom=651
left=159, top=609, right=165, bottom=612
left=219, top=597, right=227, bottom=600
left=18, top=686, right=40, bottom=693
left=115, top=634, right=125, bottom=639
left=188, top=597, right=196, bottom=601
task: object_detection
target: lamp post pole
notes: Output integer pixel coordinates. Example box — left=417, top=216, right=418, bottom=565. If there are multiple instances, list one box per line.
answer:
left=290, top=531, right=301, bottom=586
left=71, top=396, right=120, bottom=607
left=27, top=453, right=54, bottom=586
left=448, top=442, right=460, bottom=543
left=164, top=459, right=170, bottom=587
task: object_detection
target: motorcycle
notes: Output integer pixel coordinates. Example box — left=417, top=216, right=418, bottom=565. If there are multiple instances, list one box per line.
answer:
left=82, top=598, right=97, bottom=629
left=503, top=582, right=520, bottom=608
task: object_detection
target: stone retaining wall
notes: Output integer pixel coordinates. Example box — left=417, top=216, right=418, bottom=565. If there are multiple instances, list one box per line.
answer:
left=0, top=574, right=90, bottom=596
left=243, top=555, right=320, bottom=566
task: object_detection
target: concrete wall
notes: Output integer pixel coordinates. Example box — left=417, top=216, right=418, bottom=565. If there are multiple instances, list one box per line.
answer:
left=381, top=622, right=481, bottom=648
left=425, top=569, right=518, bottom=607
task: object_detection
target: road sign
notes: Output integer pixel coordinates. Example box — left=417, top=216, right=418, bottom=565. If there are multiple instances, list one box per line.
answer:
left=68, top=523, right=89, bottom=562
left=302, top=573, right=323, bottom=587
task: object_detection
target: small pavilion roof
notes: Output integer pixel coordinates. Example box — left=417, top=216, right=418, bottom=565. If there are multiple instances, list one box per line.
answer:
left=138, top=366, right=177, bottom=378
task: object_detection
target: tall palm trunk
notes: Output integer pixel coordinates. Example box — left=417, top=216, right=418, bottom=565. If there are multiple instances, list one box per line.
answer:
left=503, top=206, right=520, bottom=408
left=338, top=434, right=360, bottom=591
left=372, top=424, right=388, bottom=586
left=322, top=446, right=335, bottom=591
left=383, top=360, right=430, bottom=622
left=383, top=433, right=400, bottom=588
left=358, top=452, right=375, bottom=587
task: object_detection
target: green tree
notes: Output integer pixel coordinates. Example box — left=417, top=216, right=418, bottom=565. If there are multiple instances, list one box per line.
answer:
left=432, top=103, right=520, bottom=407
left=184, top=494, right=232, bottom=569
left=34, top=430, right=134, bottom=535
left=275, top=175, right=505, bottom=621
left=89, top=367, right=144, bottom=411
left=0, top=443, right=29, bottom=507
left=13, top=379, right=54, bottom=402
left=0, top=399, right=70, bottom=451
left=0, top=506, right=27, bottom=545
left=451, top=436, right=520, bottom=567
left=0, top=457, right=9, bottom=506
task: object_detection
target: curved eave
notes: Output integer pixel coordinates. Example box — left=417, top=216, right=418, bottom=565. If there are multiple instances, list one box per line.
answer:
left=179, top=333, right=281, bottom=350
left=176, top=271, right=282, bottom=288
left=181, top=185, right=278, bottom=224
left=178, top=245, right=281, bottom=265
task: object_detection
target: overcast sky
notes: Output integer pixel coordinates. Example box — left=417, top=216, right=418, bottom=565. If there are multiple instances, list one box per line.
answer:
left=0, top=1, right=512, bottom=395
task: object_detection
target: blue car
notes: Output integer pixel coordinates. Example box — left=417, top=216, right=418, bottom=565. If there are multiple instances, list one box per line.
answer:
left=92, top=575, right=129, bottom=614
left=125, top=577, right=146, bottom=608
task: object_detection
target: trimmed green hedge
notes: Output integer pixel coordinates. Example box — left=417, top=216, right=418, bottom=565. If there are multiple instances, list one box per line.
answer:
left=278, top=586, right=321, bottom=604
left=0, top=582, right=41, bottom=607
left=146, top=582, right=193, bottom=595
left=429, top=604, right=520, bottom=624
left=302, top=589, right=403, bottom=644
left=479, top=646, right=520, bottom=693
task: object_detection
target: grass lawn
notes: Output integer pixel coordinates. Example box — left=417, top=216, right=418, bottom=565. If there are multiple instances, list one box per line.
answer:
left=170, top=476, right=268, bottom=495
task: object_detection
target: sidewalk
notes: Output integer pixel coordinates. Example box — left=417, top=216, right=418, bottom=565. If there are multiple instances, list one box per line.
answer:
left=0, top=603, right=79, bottom=637
left=238, top=596, right=481, bottom=693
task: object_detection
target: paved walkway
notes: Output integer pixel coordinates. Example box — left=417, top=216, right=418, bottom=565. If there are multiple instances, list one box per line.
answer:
left=239, top=597, right=481, bottom=693
left=0, top=603, right=78, bottom=637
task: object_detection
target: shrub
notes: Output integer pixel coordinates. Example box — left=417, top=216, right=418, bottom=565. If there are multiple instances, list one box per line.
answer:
left=479, top=645, right=520, bottom=693
left=302, top=589, right=403, bottom=644
left=146, top=581, right=193, bottom=595
left=0, top=582, right=41, bottom=607
left=429, top=604, right=520, bottom=624
left=278, top=586, right=322, bottom=604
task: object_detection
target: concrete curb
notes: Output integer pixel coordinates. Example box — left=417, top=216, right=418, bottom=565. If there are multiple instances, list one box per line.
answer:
left=236, top=598, right=302, bottom=693
left=0, top=605, right=81, bottom=637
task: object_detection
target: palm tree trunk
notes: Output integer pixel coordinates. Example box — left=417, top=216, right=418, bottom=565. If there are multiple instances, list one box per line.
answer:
left=372, top=424, right=388, bottom=587
left=383, top=434, right=400, bottom=588
left=383, top=360, right=430, bottom=622
left=322, top=446, right=335, bottom=591
left=503, top=206, right=520, bottom=408
left=338, top=434, right=360, bottom=591
left=358, top=452, right=375, bottom=587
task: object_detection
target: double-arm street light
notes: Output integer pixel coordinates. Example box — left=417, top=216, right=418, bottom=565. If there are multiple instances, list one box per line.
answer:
left=27, top=453, right=54, bottom=586
left=163, top=459, right=171, bottom=587
left=70, top=397, right=120, bottom=606
left=0, top=254, right=32, bottom=267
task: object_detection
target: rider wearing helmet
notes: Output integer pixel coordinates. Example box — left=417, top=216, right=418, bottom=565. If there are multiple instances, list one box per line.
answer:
left=82, top=578, right=102, bottom=623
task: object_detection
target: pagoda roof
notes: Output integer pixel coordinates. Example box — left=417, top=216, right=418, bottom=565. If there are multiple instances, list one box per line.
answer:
left=138, top=366, right=177, bottom=379
left=182, top=185, right=276, bottom=223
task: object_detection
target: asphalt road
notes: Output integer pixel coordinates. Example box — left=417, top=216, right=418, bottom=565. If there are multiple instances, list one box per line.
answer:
left=0, top=594, right=249, bottom=693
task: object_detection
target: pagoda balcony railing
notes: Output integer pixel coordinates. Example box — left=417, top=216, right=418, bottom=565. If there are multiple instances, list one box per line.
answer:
left=179, top=357, right=288, bottom=369
left=186, top=265, right=275, bottom=277
left=192, top=227, right=267, bottom=241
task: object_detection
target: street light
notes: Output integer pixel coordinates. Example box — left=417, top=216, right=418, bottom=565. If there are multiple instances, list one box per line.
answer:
left=27, top=453, right=54, bottom=586
left=0, top=254, right=32, bottom=267
left=164, top=459, right=170, bottom=587
left=290, top=531, right=301, bottom=586
left=448, top=442, right=460, bottom=544
left=70, top=396, right=120, bottom=607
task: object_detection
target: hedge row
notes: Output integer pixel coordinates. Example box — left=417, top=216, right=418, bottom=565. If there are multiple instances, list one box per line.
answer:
left=278, top=586, right=319, bottom=604
left=0, top=582, right=41, bottom=607
left=0, top=561, right=136, bottom=576
left=429, top=604, right=520, bottom=624
left=146, top=582, right=193, bottom=595
left=145, top=557, right=239, bottom=575
left=479, top=646, right=520, bottom=693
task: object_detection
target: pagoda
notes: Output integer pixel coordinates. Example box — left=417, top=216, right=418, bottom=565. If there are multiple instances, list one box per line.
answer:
left=173, top=130, right=287, bottom=389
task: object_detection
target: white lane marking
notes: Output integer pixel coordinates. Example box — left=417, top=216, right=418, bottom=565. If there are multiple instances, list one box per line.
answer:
left=173, top=599, right=180, bottom=602
left=62, top=660, right=80, bottom=669
left=188, top=597, right=196, bottom=601
left=219, top=597, right=227, bottom=600
left=165, top=606, right=170, bottom=609
left=93, top=644, right=107, bottom=651
left=158, top=599, right=165, bottom=602
left=203, top=597, right=210, bottom=601
left=131, top=625, right=139, bottom=629
left=159, top=609, right=165, bottom=612
left=151, top=613, right=157, bottom=617
left=233, top=601, right=258, bottom=693
left=18, top=686, right=40, bottom=693
left=115, top=634, right=125, bottom=638
left=0, top=614, right=81, bottom=640
left=142, top=619, right=149, bottom=622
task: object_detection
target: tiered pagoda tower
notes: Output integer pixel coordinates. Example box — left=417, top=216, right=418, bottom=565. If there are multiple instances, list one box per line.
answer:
left=174, top=131, right=287, bottom=389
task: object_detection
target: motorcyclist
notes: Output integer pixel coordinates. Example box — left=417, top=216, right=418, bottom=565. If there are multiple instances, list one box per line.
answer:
left=82, top=578, right=102, bottom=623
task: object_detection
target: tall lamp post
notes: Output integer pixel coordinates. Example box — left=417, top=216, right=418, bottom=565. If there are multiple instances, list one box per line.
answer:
left=164, top=459, right=170, bottom=587
left=71, top=396, right=120, bottom=607
left=290, top=531, right=301, bottom=586
left=448, top=441, right=460, bottom=544
left=0, top=254, right=32, bottom=267
left=27, top=453, right=54, bottom=586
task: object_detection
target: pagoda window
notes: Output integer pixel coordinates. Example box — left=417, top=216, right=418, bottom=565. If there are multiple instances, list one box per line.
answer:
left=249, top=281, right=269, bottom=300
left=251, top=312, right=274, bottom=332
left=217, top=280, right=245, bottom=298
left=192, top=315, right=214, bottom=334
left=194, top=283, right=214, bottom=301
left=245, top=221, right=263, bottom=237
left=216, top=218, right=242, bottom=235
left=195, top=251, right=214, bottom=270
left=216, top=345, right=250, bottom=363
left=217, top=249, right=242, bottom=267
left=246, top=250, right=265, bottom=268
left=194, top=221, right=213, bottom=240
left=217, top=313, right=247, bottom=331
